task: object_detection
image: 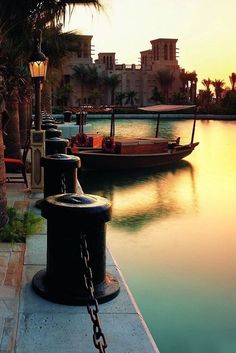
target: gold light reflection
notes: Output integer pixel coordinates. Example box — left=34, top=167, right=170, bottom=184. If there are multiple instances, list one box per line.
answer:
left=111, top=163, right=198, bottom=228
left=108, top=121, right=236, bottom=290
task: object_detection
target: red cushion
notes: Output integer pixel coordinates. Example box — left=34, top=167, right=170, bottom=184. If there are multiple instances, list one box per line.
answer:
left=4, top=158, right=23, bottom=166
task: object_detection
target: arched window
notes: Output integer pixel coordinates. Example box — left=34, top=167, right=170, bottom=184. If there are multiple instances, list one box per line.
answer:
left=164, top=44, right=168, bottom=60
left=156, top=45, right=159, bottom=60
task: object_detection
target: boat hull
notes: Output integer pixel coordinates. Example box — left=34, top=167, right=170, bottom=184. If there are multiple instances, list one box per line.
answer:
left=78, top=143, right=199, bottom=171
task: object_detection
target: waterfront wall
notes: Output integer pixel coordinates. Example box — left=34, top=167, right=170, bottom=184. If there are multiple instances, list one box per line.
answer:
left=53, top=113, right=236, bottom=120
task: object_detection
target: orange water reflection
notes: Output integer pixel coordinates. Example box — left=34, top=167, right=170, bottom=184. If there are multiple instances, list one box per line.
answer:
left=105, top=120, right=236, bottom=352
left=82, top=119, right=236, bottom=352
left=107, top=121, right=236, bottom=280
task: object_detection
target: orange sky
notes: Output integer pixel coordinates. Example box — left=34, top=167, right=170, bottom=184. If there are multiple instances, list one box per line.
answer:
left=64, top=0, right=236, bottom=90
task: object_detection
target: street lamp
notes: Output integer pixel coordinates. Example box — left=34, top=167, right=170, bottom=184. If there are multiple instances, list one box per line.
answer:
left=29, top=29, right=48, bottom=192
left=29, top=29, right=48, bottom=130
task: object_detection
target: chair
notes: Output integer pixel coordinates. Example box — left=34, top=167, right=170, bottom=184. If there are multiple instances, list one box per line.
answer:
left=4, top=136, right=31, bottom=189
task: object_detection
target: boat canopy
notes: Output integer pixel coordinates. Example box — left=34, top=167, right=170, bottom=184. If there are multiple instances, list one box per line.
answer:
left=65, top=106, right=113, bottom=113
left=139, top=104, right=196, bottom=112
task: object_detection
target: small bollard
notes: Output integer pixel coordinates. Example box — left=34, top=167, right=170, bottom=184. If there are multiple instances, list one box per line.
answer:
left=32, top=193, right=120, bottom=305
left=63, top=110, right=72, bottom=123
left=45, top=137, right=69, bottom=155
left=45, top=128, right=62, bottom=139
left=41, top=154, right=81, bottom=198
left=75, top=111, right=87, bottom=126
left=42, top=118, right=56, bottom=124
left=41, top=122, right=58, bottom=130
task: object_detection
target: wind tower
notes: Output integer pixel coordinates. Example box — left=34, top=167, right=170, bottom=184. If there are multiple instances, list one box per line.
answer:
left=150, top=38, right=179, bottom=70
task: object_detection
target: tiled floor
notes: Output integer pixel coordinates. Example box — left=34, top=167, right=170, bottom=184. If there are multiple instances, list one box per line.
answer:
left=0, top=243, right=25, bottom=353
left=1, top=178, right=160, bottom=353
left=0, top=179, right=30, bottom=353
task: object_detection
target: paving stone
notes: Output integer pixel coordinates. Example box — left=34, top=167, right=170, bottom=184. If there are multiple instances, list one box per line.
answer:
left=24, top=235, right=47, bottom=265
left=16, top=311, right=158, bottom=353
left=19, top=264, right=137, bottom=315
left=0, top=254, right=9, bottom=267
left=13, top=200, right=30, bottom=209
left=0, top=243, right=25, bottom=353
left=5, top=180, right=160, bottom=353
left=0, top=317, right=16, bottom=352
left=0, top=286, right=16, bottom=299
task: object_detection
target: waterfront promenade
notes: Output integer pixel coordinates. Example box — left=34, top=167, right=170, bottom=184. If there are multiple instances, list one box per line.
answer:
left=0, top=181, right=159, bottom=353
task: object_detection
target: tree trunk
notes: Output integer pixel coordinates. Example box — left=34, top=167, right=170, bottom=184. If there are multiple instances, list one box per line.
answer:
left=0, top=112, right=8, bottom=228
left=4, top=90, right=21, bottom=159
left=42, top=81, right=53, bottom=114
left=19, top=98, right=32, bottom=147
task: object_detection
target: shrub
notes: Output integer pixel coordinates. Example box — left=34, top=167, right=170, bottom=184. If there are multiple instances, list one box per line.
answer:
left=0, top=207, right=44, bottom=243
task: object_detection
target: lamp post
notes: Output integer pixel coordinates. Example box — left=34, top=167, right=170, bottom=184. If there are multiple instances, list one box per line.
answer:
left=29, top=29, right=48, bottom=130
left=29, top=30, right=48, bottom=191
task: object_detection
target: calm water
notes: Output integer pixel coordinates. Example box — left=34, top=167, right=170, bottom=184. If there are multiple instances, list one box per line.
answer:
left=80, top=118, right=236, bottom=353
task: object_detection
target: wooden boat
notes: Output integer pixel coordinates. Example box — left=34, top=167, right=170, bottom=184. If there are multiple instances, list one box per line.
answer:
left=77, top=105, right=199, bottom=171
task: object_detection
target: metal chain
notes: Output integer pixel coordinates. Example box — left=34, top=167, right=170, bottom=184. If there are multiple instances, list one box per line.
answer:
left=80, top=233, right=108, bottom=353
left=60, top=173, right=66, bottom=193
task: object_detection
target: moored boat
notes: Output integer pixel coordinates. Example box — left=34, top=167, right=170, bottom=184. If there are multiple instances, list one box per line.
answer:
left=77, top=105, right=199, bottom=171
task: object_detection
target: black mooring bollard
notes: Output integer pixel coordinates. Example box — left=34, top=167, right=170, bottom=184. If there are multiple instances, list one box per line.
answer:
left=63, top=111, right=72, bottom=122
left=45, top=137, right=69, bottom=155
left=41, top=154, right=81, bottom=198
left=41, top=122, right=58, bottom=130
left=45, top=128, right=62, bottom=139
left=32, top=193, right=120, bottom=305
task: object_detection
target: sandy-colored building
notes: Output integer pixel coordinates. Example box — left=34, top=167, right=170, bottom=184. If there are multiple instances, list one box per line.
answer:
left=58, top=36, right=195, bottom=107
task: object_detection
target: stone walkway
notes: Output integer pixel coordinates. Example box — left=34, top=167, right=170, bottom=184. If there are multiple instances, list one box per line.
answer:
left=1, top=181, right=160, bottom=353
left=0, top=185, right=29, bottom=353
left=0, top=243, right=25, bottom=353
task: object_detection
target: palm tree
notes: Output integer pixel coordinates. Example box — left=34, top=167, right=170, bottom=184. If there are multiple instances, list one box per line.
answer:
left=180, top=71, right=197, bottom=103
left=0, top=1, right=102, bottom=135
left=197, top=89, right=213, bottom=111
left=56, top=83, right=73, bottom=111
left=0, top=1, right=101, bottom=36
left=187, top=71, right=197, bottom=103
left=42, top=26, right=83, bottom=113
left=156, top=69, right=175, bottom=103
left=125, top=90, right=138, bottom=106
left=229, top=73, right=236, bottom=91
left=211, top=79, right=225, bottom=104
left=179, top=71, right=189, bottom=93
left=89, top=88, right=102, bottom=106
left=172, top=91, right=188, bottom=104
left=1, top=41, right=29, bottom=159
left=201, top=78, right=213, bottom=111
left=150, top=86, right=162, bottom=104
left=0, top=0, right=102, bottom=228
left=115, top=92, right=126, bottom=106
left=202, top=78, right=212, bottom=91
left=103, top=74, right=121, bottom=105
left=86, top=66, right=100, bottom=89
left=73, top=64, right=89, bottom=104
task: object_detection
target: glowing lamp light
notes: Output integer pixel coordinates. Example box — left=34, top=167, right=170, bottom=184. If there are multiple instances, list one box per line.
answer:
left=29, top=58, right=48, bottom=80
left=28, top=29, right=48, bottom=81
left=28, top=30, right=48, bottom=131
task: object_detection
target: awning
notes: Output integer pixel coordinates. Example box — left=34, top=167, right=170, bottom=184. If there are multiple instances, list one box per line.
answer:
left=139, top=104, right=196, bottom=112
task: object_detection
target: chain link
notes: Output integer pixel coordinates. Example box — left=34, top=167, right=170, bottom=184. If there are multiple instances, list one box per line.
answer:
left=80, top=233, right=108, bottom=353
left=61, top=173, right=66, bottom=193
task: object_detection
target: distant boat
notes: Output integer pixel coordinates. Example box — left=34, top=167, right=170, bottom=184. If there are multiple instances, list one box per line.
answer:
left=77, top=105, right=199, bottom=171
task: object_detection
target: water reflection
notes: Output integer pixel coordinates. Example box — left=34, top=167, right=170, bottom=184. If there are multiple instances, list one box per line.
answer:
left=90, top=118, right=194, bottom=144
left=81, top=119, right=236, bottom=353
left=79, top=160, right=198, bottom=231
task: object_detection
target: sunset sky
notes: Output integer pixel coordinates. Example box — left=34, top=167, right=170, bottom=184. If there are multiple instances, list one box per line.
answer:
left=64, top=0, right=236, bottom=90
